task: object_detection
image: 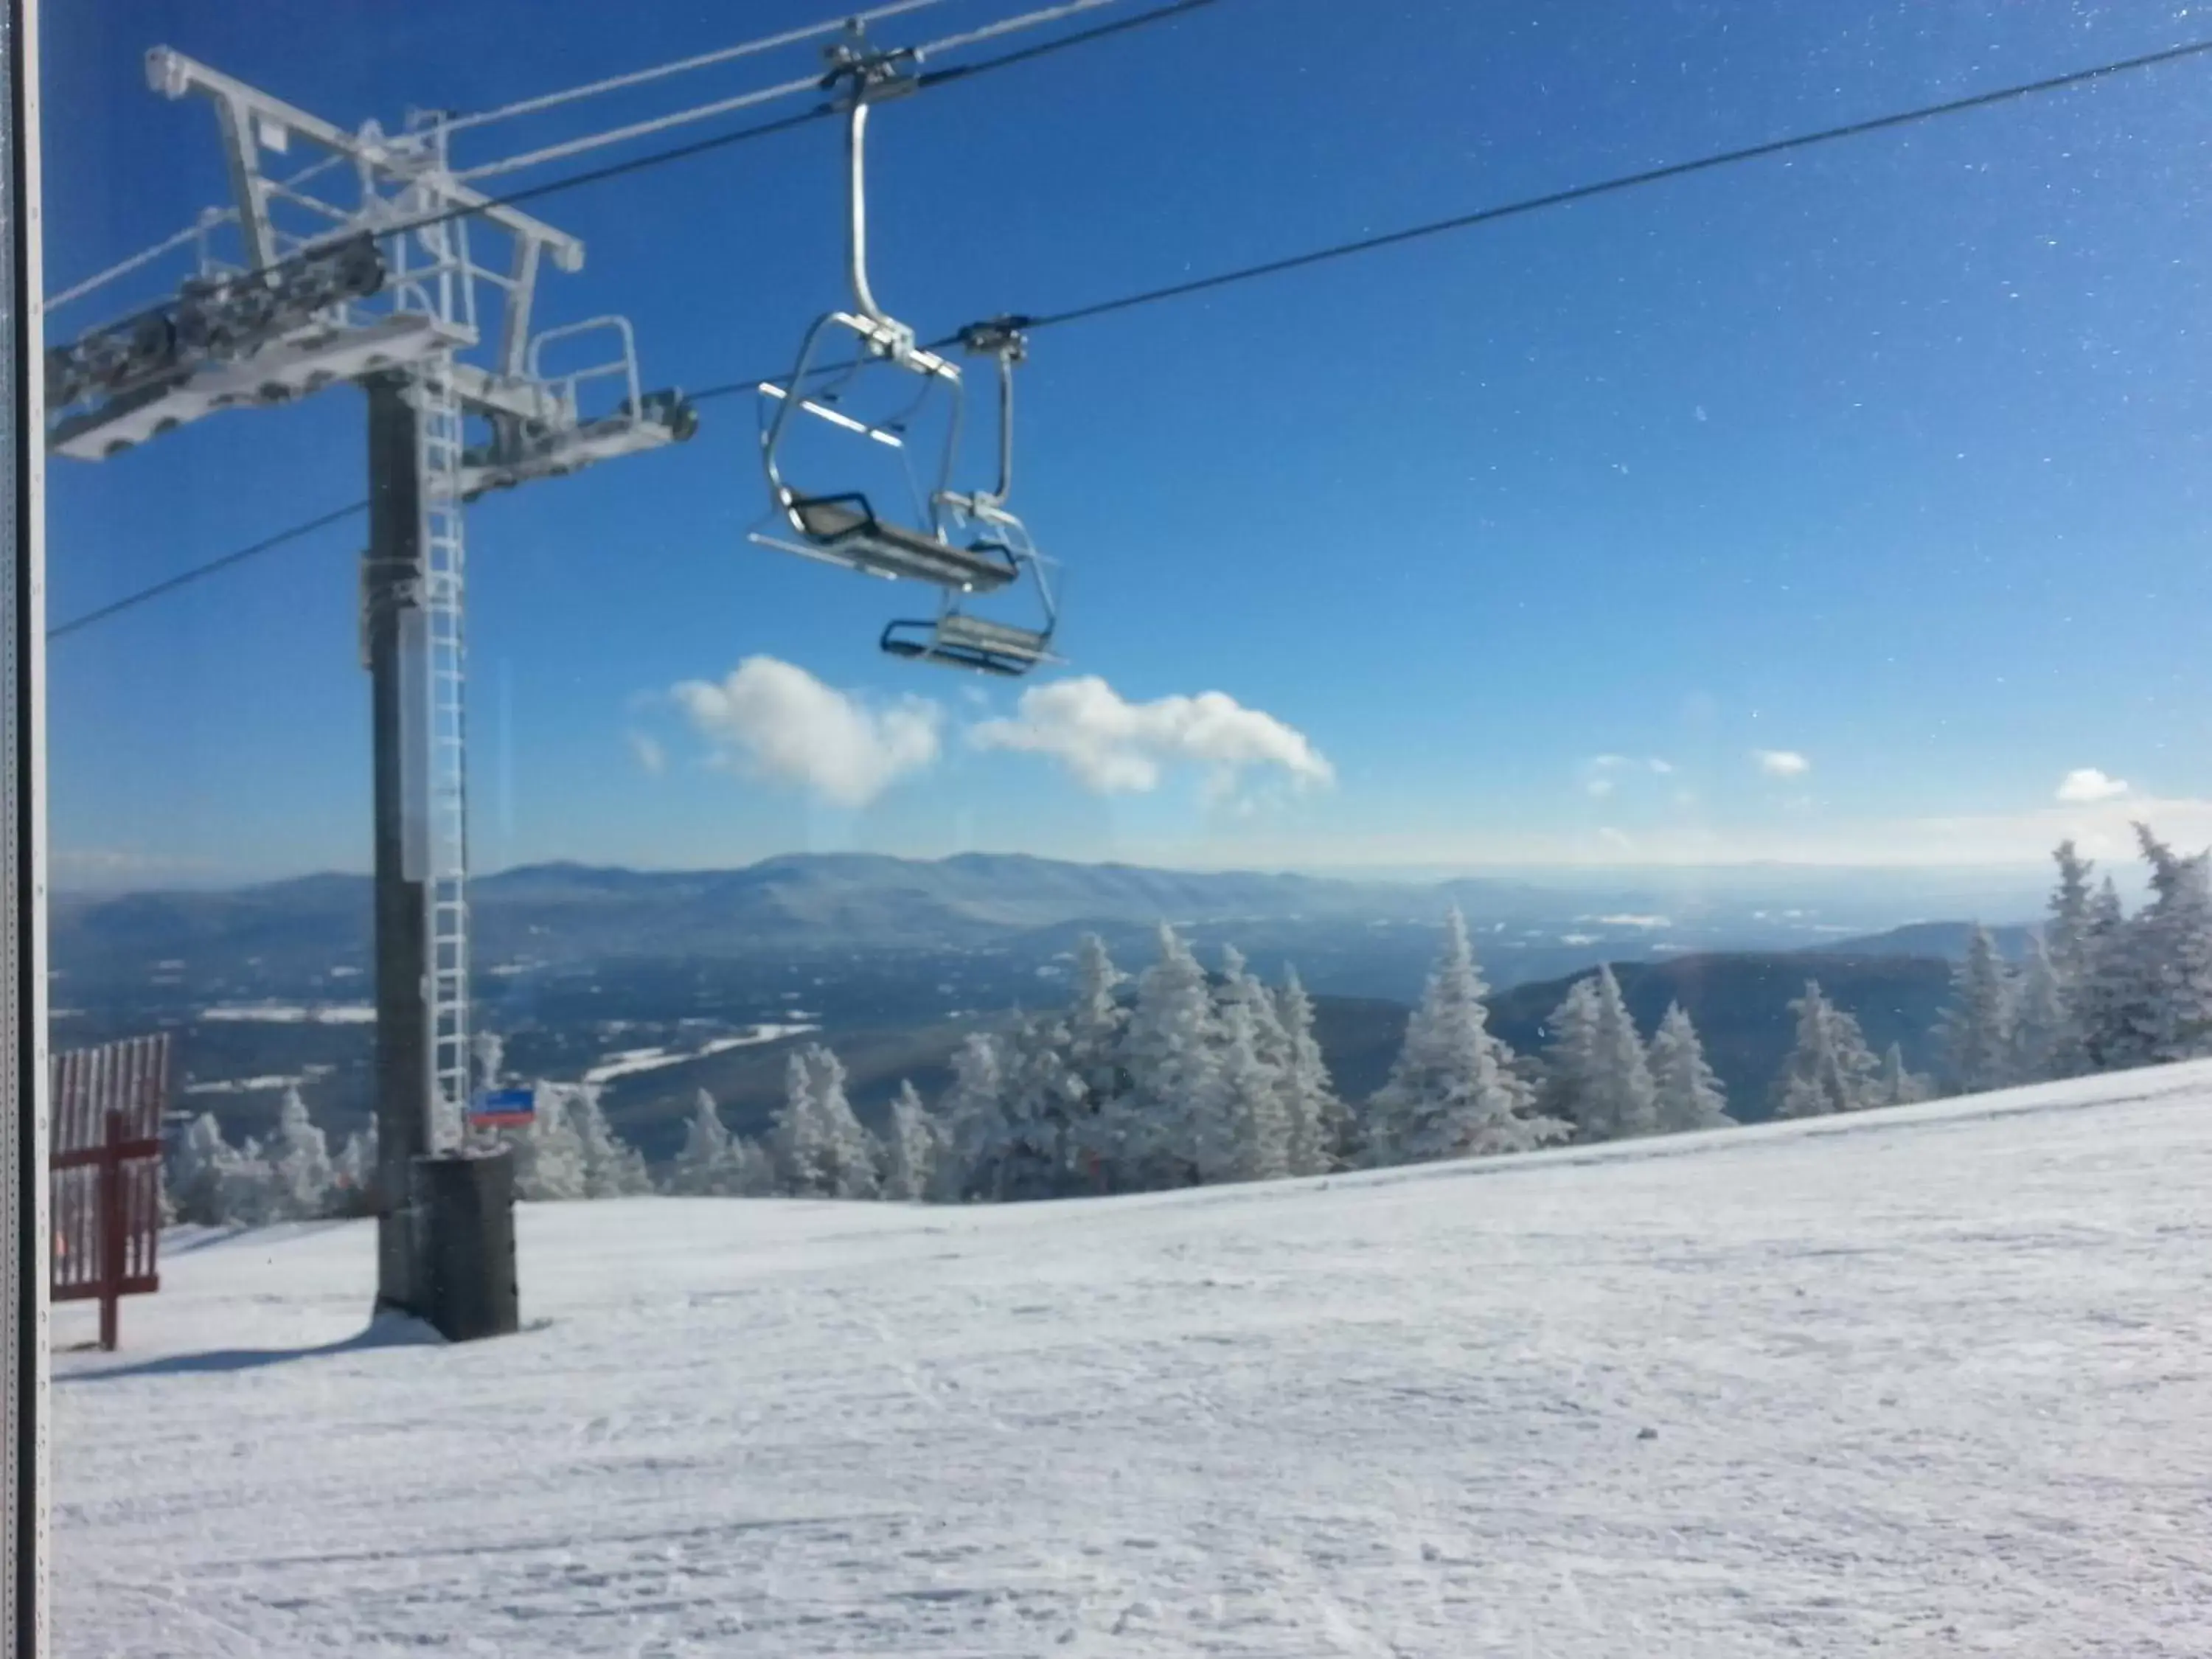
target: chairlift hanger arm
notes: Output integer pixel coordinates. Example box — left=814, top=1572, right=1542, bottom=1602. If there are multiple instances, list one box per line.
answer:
left=145, top=46, right=586, bottom=272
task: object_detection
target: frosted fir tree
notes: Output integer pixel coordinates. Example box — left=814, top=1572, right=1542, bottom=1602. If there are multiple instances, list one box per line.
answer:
left=568, top=1083, right=652, bottom=1199
left=1276, top=967, right=1346, bottom=1175
left=1065, top=933, right=1129, bottom=1103
left=1879, top=1041, right=1933, bottom=1107
left=1365, top=908, right=1566, bottom=1165
left=880, top=1079, right=940, bottom=1202
left=2008, top=933, right=2067, bottom=1084
left=1770, top=980, right=1882, bottom=1119
left=933, top=1030, right=1009, bottom=1202
left=935, top=1031, right=1006, bottom=1201
left=1538, top=974, right=1602, bottom=1135
left=169, top=1111, right=243, bottom=1225
left=2045, top=841, right=2096, bottom=988
left=725, top=1134, right=779, bottom=1196
left=1210, top=947, right=1293, bottom=1182
left=267, top=1086, right=335, bottom=1219
left=215, top=1133, right=281, bottom=1227
left=1583, top=967, right=1658, bottom=1140
left=669, top=1088, right=737, bottom=1196
left=1116, top=924, right=1224, bottom=1189
left=2126, top=824, right=2212, bottom=1063
left=472, top=1029, right=506, bottom=1094
left=807, top=1046, right=882, bottom=1200
left=1208, top=995, right=1290, bottom=1183
left=772, top=1048, right=833, bottom=1195
left=506, top=1085, right=590, bottom=1201
left=332, top=1119, right=378, bottom=1214
left=1939, top=924, right=2017, bottom=1094
left=2075, top=875, right=2140, bottom=1072
left=1646, top=1002, right=1733, bottom=1133
left=985, top=1013, right=1088, bottom=1200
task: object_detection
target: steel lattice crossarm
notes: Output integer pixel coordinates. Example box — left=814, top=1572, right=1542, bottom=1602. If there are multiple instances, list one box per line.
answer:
left=45, top=47, right=696, bottom=480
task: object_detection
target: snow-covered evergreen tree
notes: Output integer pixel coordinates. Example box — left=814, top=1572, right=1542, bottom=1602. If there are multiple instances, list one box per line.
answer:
left=1583, top=967, right=1658, bottom=1140
left=1538, top=975, right=1602, bottom=1135
left=1647, top=1002, right=1733, bottom=1133
left=332, top=1119, right=378, bottom=1212
left=568, top=1083, right=652, bottom=1199
left=1114, top=924, right=1222, bottom=1189
left=880, top=1079, right=940, bottom=1202
left=2076, top=875, right=2140, bottom=1073
left=1060, top=934, right=1131, bottom=1192
left=1276, top=967, right=1345, bottom=1175
left=934, top=1031, right=1009, bottom=1203
left=668, top=1088, right=737, bottom=1196
left=2045, top=840, right=2096, bottom=987
left=266, top=1086, right=335, bottom=1219
left=1939, top=924, right=2016, bottom=1094
left=1770, top=980, right=1882, bottom=1119
left=504, top=1085, right=590, bottom=1201
left=772, top=1045, right=878, bottom=1199
left=1209, top=995, right=1290, bottom=1183
left=1210, top=947, right=1292, bottom=1182
left=772, top=1048, right=833, bottom=1195
left=725, top=1134, right=779, bottom=1196
left=1365, top=908, right=1566, bottom=1165
left=2123, top=824, right=2212, bottom=1064
left=987, top=1013, right=1086, bottom=1200
left=1065, top=933, right=1127, bottom=1100
left=169, top=1111, right=242, bottom=1225
left=2009, top=934, right=2066, bottom=1084
left=1879, top=1041, right=1933, bottom=1106
left=472, top=1029, right=506, bottom=1094
left=812, top=1046, right=882, bottom=1199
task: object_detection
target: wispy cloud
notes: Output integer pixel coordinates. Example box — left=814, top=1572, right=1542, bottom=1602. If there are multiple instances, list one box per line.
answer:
left=1583, top=754, right=1674, bottom=798
left=671, top=657, right=942, bottom=807
left=1753, top=748, right=1811, bottom=779
left=627, top=731, right=666, bottom=778
left=970, top=676, right=1332, bottom=798
left=2055, top=767, right=2129, bottom=804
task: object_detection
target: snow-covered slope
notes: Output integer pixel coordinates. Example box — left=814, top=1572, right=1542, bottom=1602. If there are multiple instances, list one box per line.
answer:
left=52, top=1063, right=2212, bottom=1656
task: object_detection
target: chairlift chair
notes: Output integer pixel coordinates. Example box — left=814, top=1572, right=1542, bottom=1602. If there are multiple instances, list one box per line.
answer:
left=751, top=38, right=1017, bottom=595
left=880, top=319, right=1060, bottom=676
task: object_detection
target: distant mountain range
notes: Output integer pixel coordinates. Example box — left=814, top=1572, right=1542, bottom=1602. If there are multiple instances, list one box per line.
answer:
left=53, top=851, right=2042, bottom=987
left=57, top=852, right=2030, bottom=1155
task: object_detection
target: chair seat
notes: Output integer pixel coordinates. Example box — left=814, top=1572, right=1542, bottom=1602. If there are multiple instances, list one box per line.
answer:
left=881, top=613, right=1051, bottom=678
left=789, top=495, right=1017, bottom=591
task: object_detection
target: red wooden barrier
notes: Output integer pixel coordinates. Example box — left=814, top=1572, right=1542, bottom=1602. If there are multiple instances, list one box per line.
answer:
left=50, top=1033, right=170, bottom=1350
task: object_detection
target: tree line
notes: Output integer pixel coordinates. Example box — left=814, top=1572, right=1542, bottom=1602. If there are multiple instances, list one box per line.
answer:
left=165, top=824, right=2212, bottom=1223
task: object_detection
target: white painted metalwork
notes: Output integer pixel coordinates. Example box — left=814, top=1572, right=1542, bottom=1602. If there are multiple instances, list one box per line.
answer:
left=414, top=360, right=470, bottom=1152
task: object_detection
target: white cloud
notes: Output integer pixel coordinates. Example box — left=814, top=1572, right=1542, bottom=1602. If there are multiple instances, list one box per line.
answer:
left=1583, top=754, right=1673, bottom=796
left=671, top=656, right=942, bottom=808
left=627, top=731, right=666, bottom=778
left=2056, top=768, right=2129, bottom=804
left=1753, top=748, right=1811, bottom=778
left=1582, top=914, right=1672, bottom=928
left=969, top=676, right=1332, bottom=797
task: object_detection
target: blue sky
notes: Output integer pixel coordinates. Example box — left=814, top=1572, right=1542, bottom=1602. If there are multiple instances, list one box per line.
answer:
left=41, top=0, right=2212, bottom=885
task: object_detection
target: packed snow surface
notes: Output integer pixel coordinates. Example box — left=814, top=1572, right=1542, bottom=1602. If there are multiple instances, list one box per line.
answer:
left=53, top=1063, right=2212, bottom=1655
left=196, top=1002, right=376, bottom=1024
left=579, top=1023, right=821, bottom=1085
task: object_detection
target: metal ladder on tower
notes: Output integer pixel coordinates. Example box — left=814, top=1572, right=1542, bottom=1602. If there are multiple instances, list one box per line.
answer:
left=416, top=358, right=470, bottom=1150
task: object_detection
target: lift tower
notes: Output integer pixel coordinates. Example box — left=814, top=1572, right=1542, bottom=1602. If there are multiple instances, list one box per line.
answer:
left=46, top=50, right=696, bottom=1321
